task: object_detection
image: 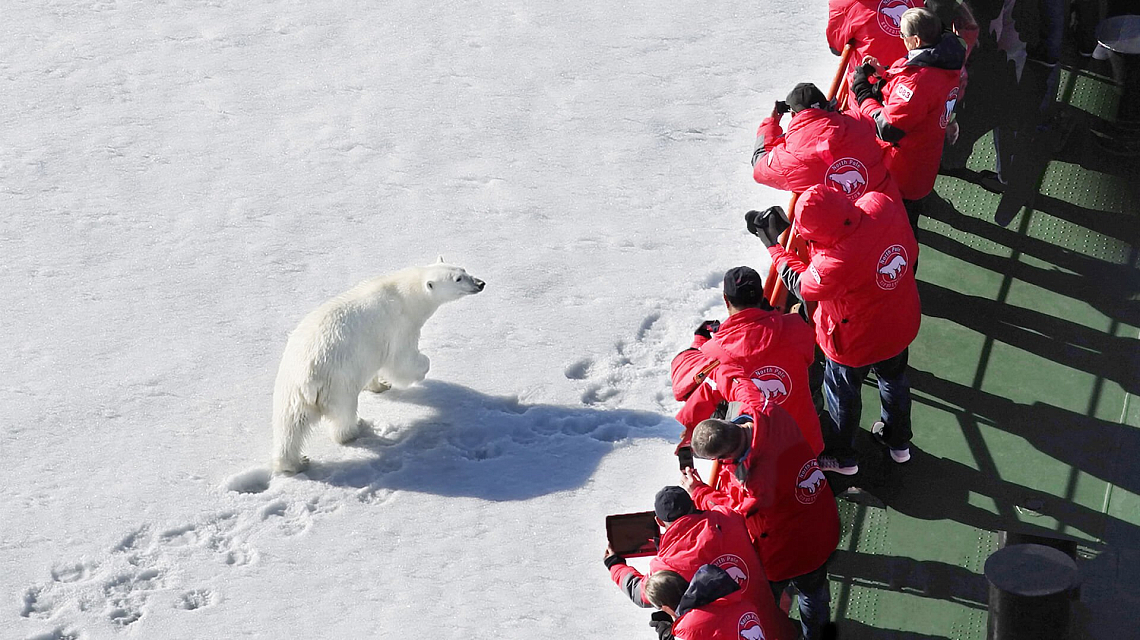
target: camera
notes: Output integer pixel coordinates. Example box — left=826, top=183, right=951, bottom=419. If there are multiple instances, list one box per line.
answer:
left=775, top=100, right=791, bottom=115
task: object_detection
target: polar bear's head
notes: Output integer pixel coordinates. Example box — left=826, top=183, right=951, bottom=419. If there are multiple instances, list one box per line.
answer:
left=422, top=259, right=485, bottom=302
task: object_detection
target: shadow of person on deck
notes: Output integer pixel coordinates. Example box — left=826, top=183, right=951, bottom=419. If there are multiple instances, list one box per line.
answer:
left=917, top=280, right=1140, bottom=395
left=906, top=369, right=1140, bottom=512
left=920, top=191, right=1140, bottom=327
left=829, top=548, right=990, bottom=609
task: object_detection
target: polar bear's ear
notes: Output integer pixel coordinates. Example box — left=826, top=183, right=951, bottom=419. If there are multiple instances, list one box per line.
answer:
left=436, top=255, right=445, bottom=264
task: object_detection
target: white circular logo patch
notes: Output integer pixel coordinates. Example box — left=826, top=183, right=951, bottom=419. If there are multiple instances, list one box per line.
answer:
left=941, top=87, right=960, bottom=129
left=750, top=366, right=792, bottom=405
left=795, top=459, right=827, bottom=505
left=738, top=611, right=766, bottom=640
left=826, top=157, right=869, bottom=200
left=877, top=0, right=912, bottom=37
left=875, top=244, right=909, bottom=290
left=713, top=554, right=750, bottom=592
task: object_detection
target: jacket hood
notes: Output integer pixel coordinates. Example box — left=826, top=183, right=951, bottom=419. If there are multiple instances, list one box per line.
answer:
left=675, top=564, right=741, bottom=618
left=657, top=511, right=720, bottom=564
left=785, top=107, right=840, bottom=137
left=906, top=32, right=966, bottom=70
left=700, top=307, right=781, bottom=362
left=793, top=184, right=862, bottom=246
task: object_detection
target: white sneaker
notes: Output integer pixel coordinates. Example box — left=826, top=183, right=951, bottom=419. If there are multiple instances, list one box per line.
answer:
left=872, top=422, right=910, bottom=463
left=817, top=455, right=859, bottom=476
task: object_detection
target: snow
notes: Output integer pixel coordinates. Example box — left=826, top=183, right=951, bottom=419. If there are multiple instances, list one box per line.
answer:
left=3, top=1, right=831, bottom=637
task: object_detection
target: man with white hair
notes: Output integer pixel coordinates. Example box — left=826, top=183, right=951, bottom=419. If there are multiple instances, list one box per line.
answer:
left=851, top=6, right=965, bottom=227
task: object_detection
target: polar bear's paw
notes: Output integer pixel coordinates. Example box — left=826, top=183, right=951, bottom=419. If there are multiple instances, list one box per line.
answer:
left=365, top=377, right=392, bottom=394
left=272, top=456, right=310, bottom=476
left=330, top=418, right=371, bottom=445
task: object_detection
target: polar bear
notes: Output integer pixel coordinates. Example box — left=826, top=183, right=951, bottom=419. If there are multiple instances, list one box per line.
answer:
left=271, top=259, right=485, bottom=474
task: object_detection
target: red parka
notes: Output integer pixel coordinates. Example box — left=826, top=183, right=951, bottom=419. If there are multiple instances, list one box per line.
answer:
left=689, top=403, right=840, bottom=582
left=752, top=107, right=898, bottom=203
left=608, top=505, right=782, bottom=622
left=827, top=0, right=922, bottom=105
left=856, top=33, right=966, bottom=200
left=669, top=565, right=796, bottom=640
left=768, top=184, right=920, bottom=368
left=671, top=308, right=823, bottom=455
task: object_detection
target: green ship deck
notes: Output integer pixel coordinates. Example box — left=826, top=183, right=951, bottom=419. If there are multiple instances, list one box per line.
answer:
left=818, top=34, right=1140, bottom=640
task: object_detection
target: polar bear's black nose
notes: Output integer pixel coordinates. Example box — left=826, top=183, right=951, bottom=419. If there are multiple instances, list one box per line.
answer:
left=473, top=278, right=485, bottom=291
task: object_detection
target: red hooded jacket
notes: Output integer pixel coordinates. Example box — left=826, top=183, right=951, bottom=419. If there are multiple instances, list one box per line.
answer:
left=856, top=33, right=966, bottom=200
left=669, top=565, right=796, bottom=640
left=752, top=107, right=897, bottom=203
left=827, top=0, right=922, bottom=105
left=689, top=404, right=840, bottom=582
left=608, top=505, right=782, bottom=622
left=671, top=308, right=823, bottom=455
left=768, top=184, right=920, bottom=368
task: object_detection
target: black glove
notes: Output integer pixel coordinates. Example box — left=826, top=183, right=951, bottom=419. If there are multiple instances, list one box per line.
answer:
left=649, top=611, right=675, bottom=640
left=694, top=320, right=720, bottom=339
left=745, top=207, right=790, bottom=248
left=852, top=63, right=876, bottom=105
left=603, top=553, right=627, bottom=570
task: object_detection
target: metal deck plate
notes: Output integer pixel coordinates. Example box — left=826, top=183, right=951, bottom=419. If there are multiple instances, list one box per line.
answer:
left=827, top=50, right=1140, bottom=638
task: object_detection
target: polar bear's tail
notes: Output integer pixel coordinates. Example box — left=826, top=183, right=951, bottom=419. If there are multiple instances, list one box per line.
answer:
left=271, top=383, right=320, bottom=474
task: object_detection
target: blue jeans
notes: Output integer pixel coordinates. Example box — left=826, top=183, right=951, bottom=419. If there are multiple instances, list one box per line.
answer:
left=770, top=559, right=831, bottom=640
left=822, top=348, right=912, bottom=462
left=1039, top=0, right=1067, bottom=63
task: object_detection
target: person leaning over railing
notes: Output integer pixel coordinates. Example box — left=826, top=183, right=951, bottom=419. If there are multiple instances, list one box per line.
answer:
left=670, top=267, right=825, bottom=458
left=642, top=566, right=796, bottom=640
left=682, top=412, right=839, bottom=640
left=752, top=83, right=898, bottom=203
left=604, top=487, right=794, bottom=639
left=850, top=7, right=965, bottom=228
left=827, top=0, right=923, bottom=108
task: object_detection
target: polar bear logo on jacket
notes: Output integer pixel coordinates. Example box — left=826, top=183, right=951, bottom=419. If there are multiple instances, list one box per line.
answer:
left=738, top=613, right=766, bottom=640
left=753, top=377, right=788, bottom=399
left=750, top=366, right=792, bottom=405
left=879, top=255, right=907, bottom=279
left=798, top=469, right=827, bottom=494
left=725, top=566, right=748, bottom=583
left=795, top=460, right=828, bottom=504
left=271, top=259, right=485, bottom=474
left=740, top=626, right=766, bottom=640
left=878, top=0, right=913, bottom=34
left=875, top=245, right=910, bottom=291
left=826, top=157, right=870, bottom=199
left=828, top=169, right=867, bottom=194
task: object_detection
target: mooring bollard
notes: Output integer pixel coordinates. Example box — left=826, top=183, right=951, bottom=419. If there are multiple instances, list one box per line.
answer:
left=984, top=543, right=1080, bottom=640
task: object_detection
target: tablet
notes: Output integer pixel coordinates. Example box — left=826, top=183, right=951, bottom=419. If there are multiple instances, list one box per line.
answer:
left=606, top=511, right=660, bottom=558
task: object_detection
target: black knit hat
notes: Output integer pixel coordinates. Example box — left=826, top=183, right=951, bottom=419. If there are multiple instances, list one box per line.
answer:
left=654, top=486, right=695, bottom=523
left=786, top=83, right=830, bottom=113
left=723, top=266, right=764, bottom=306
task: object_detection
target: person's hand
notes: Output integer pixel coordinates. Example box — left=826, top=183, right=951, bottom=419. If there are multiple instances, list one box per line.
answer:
left=694, top=320, right=720, bottom=339
left=649, top=611, right=675, bottom=640
left=745, top=207, right=790, bottom=248
left=680, top=466, right=705, bottom=493
left=852, top=63, right=877, bottom=105
left=603, top=545, right=626, bottom=569
left=945, top=120, right=960, bottom=145
left=861, top=55, right=886, bottom=77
